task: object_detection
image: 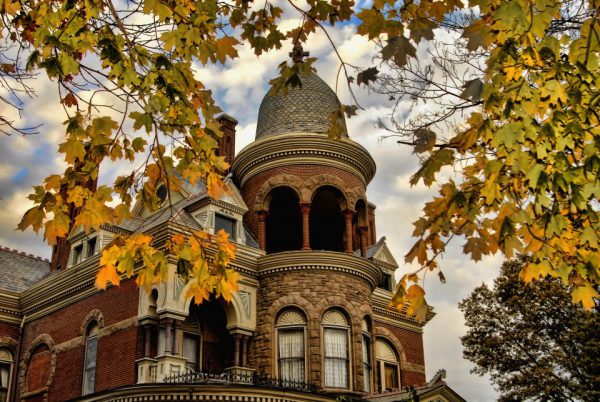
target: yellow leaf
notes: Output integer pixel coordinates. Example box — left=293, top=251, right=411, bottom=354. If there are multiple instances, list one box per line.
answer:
left=95, top=265, right=121, bottom=289
left=572, top=283, right=599, bottom=310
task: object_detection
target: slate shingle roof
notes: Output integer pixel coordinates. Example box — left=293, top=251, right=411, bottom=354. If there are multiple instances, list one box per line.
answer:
left=255, top=73, right=348, bottom=139
left=0, top=245, right=51, bottom=293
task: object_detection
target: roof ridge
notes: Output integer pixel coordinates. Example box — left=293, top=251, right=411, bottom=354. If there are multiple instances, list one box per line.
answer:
left=0, top=244, right=50, bottom=263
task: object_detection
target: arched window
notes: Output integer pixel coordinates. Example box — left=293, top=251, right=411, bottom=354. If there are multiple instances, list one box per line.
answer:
left=361, top=319, right=372, bottom=393
left=276, top=309, right=306, bottom=383
left=375, top=339, right=400, bottom=393
left=310, top=186, right=345, bottom=252
left=26, top=343, right=51, bottom=392
left=82, top=322, right=99, bottom=395
left=322, top=309, right=350, bottom=388
left=266, top=187, right=302, bottom=253
left=0, top=348, right=13, bottom=402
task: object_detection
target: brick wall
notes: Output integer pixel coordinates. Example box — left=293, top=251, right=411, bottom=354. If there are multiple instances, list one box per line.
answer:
left=26, top=345, right=51, bottom=391
left=0, top=321, right=19, bottom=341
left=376, top=321, right=426, bottom=386
left=18, top=278, right=141, bottom=401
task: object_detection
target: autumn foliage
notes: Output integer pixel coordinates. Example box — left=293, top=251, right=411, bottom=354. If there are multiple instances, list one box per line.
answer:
left=1, top=0, right=599, bottom=315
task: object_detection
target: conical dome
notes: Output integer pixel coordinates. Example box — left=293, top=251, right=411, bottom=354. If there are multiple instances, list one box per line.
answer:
left=255, top=73, right=348, bottom=140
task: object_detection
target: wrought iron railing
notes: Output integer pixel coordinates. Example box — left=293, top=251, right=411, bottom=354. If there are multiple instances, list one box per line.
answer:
left=163, top=370, right=317, bottom=393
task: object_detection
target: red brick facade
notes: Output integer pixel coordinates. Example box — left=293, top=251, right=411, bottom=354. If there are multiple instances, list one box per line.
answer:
left=15, top=279, right=141, bottom=401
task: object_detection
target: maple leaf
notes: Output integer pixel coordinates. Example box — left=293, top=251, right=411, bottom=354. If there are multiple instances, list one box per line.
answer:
left=381, top=36, right=416, bottom=67
left=356, top=67, right=378, bottom=86
left=215, top=37, right=239, bottom=64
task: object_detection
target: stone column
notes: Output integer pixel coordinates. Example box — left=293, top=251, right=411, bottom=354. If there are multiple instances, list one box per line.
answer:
left=300, top=203, right=311, bottom=250
left=343, top=210, right=355, bottom=253
left=359, top=226, right=368, bottom=258
left=163, top=318, right=172, bottom=355
left=233, top=334, right=242, bottom=367
left=257, top=211, right=269, bottom=251
left=172, top=319, right=180, bottom=356
left=241, top=335, right=249, bottom=367
left=143, top=324, right=153, bottom=358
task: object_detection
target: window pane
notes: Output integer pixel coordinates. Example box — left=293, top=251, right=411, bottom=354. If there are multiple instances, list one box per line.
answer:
left=214, top=215, right=236, bottom=237
left=362, top=336, right=371, bottom=393
left=384, top=363, right=399, bottom=391
left=87, top=238, right=97, bottom=257
left=278, top=328, right=305, bottom=382
left=324, top=328, right=348, bottom=388
left=0, top=363, right=10, bottom=387
left=183, top=334, right=199, bottom=371
left=83, top=336, right=98, bottom=395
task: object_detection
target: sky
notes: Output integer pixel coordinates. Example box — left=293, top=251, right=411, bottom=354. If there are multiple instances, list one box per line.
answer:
left=0, top=4, right=500, bottom=401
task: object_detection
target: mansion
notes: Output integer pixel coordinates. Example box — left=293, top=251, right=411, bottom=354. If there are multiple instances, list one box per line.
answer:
left=0, top=47, right=465, bottom=402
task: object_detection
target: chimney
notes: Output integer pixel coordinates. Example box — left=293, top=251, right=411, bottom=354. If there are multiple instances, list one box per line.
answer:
left=50, top=154, right=99, bottom=271
left=216, top=113, right=238, bottom=172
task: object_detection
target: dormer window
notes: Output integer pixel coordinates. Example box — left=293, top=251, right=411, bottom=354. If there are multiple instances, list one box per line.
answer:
left=70, top=236, right=100, bottom=266
left=73, top=244, right=84, bottom=265
left=214, top=214, right=236, bottom=237
left=86, top=237, right=97, bottom=258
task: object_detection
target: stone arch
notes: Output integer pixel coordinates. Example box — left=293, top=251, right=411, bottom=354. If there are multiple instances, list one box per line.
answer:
left=347, top=188, right=366, bottom=212
left=264, top=295, right=316, bottom=327
left=138, top=286, right=161, bottom=321
left=373, top=326, right=407, bottom=365
left=181, top=293, right=245, bottom=331
left=314, top=296, right=361, bottom=328
left=19, top=333, right=56, bottom=399
left=304, top=174, right=350, bottom=210
left=79, top=309, right=105, bottom=336
left=253, top=174, right=305, bottom=211
left=0, top=336, right=18, bottom=354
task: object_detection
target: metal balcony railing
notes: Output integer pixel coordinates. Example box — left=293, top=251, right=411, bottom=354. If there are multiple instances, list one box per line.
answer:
left=163, top=370, right=317, bottom=393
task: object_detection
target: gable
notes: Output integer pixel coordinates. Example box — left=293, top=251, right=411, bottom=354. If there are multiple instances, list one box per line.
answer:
left=372, top=242, right=398, bottom=267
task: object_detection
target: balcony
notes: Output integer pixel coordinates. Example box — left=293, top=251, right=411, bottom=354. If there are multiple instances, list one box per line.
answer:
left=164, top=370, right=318, bottom=394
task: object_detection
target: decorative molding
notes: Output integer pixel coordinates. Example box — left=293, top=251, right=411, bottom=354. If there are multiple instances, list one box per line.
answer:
left=277, top=309, right=306, bottom=326
left=69, top=384, right=335, bottom=402
left=231, top=134, right=376, bottom=187
left=238, top=290, right=251, bottom=319
left=257, top=250, right=382, bottom=290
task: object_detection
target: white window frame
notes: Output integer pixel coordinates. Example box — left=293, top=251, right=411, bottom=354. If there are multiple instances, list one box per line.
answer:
left=322, top=310, right=351, bottom=390
left=0, top=348, right=13, bottom=402
left=275, top=309, right=307, bottom=384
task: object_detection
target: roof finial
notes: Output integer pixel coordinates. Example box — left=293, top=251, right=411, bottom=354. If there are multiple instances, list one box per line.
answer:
left=289, top=41, right=309, bottom=63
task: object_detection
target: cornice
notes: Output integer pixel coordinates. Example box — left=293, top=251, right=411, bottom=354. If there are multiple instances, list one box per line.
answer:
left=256, top=250, right=382, bottom=290
left=68, top=384, right=335, bottom=402
left=231, top=134, right=377, bottom=187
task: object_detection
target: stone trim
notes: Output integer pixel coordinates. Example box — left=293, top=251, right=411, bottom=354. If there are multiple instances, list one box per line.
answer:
left=79, top=309, right=105, bottom=336
left=373, top=327, right=407, bottom=365
left=19, top=333, right=56, bottom=402
left=257, top=251, right=382, bottom=290
left=0, top=336, right=18, bottom=354
left=232, top=134, right=376, bottom=187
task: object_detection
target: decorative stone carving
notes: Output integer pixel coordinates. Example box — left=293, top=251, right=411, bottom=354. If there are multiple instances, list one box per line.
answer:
left=253, top=174, right=305, bottom=210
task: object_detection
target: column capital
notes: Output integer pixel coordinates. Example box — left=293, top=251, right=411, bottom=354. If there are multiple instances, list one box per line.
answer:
left=257, top=210, right=269, bottom=220
left=299, top=202, right=311, bottom=213
left=342, top=209, right=356, bottom=217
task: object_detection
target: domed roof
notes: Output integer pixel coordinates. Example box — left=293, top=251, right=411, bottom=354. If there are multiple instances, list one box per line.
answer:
left=255, top=72, right=348, bottom=140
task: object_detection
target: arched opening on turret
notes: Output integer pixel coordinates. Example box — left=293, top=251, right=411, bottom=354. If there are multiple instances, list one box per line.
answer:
left=310, top=186, right=345, bottom=252
left=266, top=187, right=302, bottom=253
